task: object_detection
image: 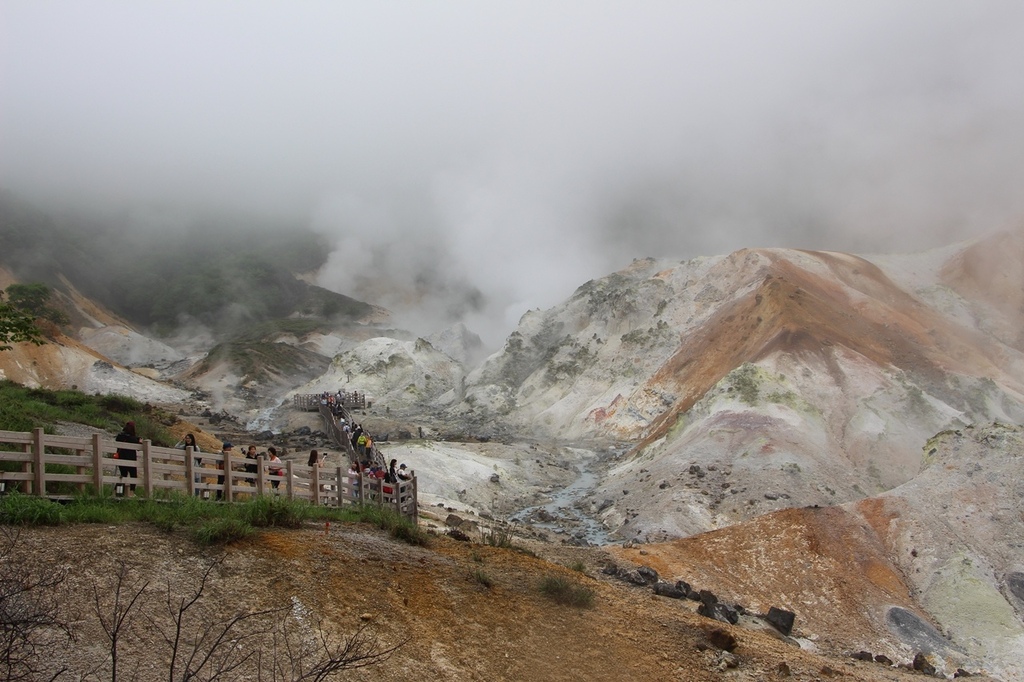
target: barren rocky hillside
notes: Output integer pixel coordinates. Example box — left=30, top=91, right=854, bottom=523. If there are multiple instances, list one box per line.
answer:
left=3, top=232, right=1023, bottom=679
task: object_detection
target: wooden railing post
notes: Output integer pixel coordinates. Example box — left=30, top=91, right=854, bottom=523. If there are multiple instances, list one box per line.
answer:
left=285, top=460, right=294, bottom=500
left=311, top=462, right=320, bottom=505
left=92, top=433, right=104, bottom=494
left=75, top=446, right=86, bottom=494
left=223, top=450, right=233, bottom=502
left=141, top=440, right=153, bottom=498
left=32, top=427, right=45, bottom=496
left=184, top=446, right=195, bottom=497
left=335, top=466, right=344, bottom=507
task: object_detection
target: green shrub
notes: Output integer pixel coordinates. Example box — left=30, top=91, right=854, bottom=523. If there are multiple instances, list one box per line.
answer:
left=192, top=517, right=254, bottom=545
left=471, top=568, right=493, bottom=589
left=0, top=493, right=65, bottom=525
left=567, top=560, right=588, bottom=574
left=242, top=496, right=309, bottom=528
left=482, top=524, right=515, bottom=548
left=538, top=575, right=595, bottom=608
left=62, top=499, right=128, bottom=524
left=355, top=504, right=429, bottom=545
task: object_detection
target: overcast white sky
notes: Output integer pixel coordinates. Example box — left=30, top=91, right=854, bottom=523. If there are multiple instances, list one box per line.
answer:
left=3, top=2, right=1024, bottom=344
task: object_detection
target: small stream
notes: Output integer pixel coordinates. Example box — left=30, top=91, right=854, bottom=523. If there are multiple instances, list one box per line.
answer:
left=509, top=456, right=616, bottom=546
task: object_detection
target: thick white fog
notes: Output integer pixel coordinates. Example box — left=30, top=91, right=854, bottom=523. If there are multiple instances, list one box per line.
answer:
left=3, top=2, right=1024, bottom=344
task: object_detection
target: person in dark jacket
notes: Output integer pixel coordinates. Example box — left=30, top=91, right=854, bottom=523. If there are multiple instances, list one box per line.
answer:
left=114, top=421, right=141, bottom=496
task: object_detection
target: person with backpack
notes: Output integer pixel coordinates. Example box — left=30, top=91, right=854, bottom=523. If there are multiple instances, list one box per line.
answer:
left=114, top=421, right=141, bottom=496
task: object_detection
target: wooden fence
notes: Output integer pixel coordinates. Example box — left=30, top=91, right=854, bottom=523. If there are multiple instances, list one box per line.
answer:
left=0, top=428, right=417, bottom=522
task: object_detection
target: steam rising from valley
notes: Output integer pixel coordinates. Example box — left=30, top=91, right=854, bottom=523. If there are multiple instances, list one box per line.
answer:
left=3, top=2, right=1024, bottom=344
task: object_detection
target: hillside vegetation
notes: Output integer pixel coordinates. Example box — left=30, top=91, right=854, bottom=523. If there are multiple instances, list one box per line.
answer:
left=0, top=191, right=372, bottom=335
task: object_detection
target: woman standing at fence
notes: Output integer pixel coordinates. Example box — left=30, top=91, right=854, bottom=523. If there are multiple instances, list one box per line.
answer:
left=114, top=421, right=141, bottom=496
left=175, top=433, right=202, bottom=496
left=267, top=446, right=283, bottom=490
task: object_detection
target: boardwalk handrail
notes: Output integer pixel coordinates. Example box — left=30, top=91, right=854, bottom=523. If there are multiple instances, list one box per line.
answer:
left=0, top=428, right=417, bottom=522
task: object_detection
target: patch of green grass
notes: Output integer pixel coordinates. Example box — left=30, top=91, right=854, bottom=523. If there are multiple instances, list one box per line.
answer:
left=538, top=575, right=595, bottom=608
left=358, top=504, right=430, bottom=546
left=566, top=560, right=588, bottom=574
left=0, top=476, right=427, bottom=547
left=471, top=568, right=493, bottom=589
left=192, top=517, right=255, bottom=545
left=242, top=495, right=309, bottom=528
left=0, top=380, right=175, bottom=444
left=482, top=524, right=516, bottom=549
left=0, top=493, right=65, bottom=525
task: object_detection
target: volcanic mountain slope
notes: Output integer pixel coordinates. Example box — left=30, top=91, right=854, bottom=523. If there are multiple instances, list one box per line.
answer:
left=452, top=231, right=1024, bottom=538
left=609, top=421, right=1024, bottom=681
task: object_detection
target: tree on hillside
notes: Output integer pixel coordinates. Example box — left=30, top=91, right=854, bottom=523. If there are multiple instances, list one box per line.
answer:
left=5, top=283, right=68, bottom=326
left=0, top=291, right=44, bottom=351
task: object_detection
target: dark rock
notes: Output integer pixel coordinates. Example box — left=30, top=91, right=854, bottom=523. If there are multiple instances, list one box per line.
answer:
left=652, top=581, right=687, bottom=599
left=636, top=565, right=659, bottom=584
left=764, top=492, right=779, bottom=500
left=766, top=607, right=796, bottom=636
left=874, top=654, right=893, bottom=665
left=625, top=570, right=651, bottom=586
left=851, top=651, right=873, bottom=661
left=446, top=528, right=470, bottom=542
left=256, top=430, right=275, bottom=441
left=597, top=498, right=614, bottom=512
left=698, top=600, right=739, bottom=625
left=912, top=653, right=936, bottom=675
left=777, top=661, right=791, bottom=676
left=675, top=579, right=692, bottom=595
left=954, top=668, right=973, bottom=678
left=698, top=589, right=718, bottom=606
left=444, top=514, right=465, bottom=527
left=601, top=564, right=621, bottom=576
left=489, top=473, right=500, bottom=483
left=706, top=628, right=737, bottom=652
left=295, top=426, right=312, bottom=436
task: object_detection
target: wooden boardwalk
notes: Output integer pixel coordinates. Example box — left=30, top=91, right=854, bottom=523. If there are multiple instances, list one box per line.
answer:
left=0, top=427, right=417, bottom=522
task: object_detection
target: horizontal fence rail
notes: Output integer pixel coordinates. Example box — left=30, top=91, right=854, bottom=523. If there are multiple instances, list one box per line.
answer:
left=0, top=428, right=417, bottom=522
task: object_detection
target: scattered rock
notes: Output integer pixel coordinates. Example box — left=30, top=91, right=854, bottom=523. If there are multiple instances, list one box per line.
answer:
left=874, top=654, right=893, bottom=665
left=715, top=651, right=739, bottom=671
left=706, top=628, right=737, bottom=652
left=652, top=581, right=687, bottom=599
left=912, top=652, right=936, bottom=675
left=636, top=565, right=658, bottom=584
left=851, top=650, right=873, bottom=661
left=765, top=607, right=796, bottom=636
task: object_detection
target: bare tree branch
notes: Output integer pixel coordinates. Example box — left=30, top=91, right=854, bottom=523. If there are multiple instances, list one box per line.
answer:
left=91, top=560, right=149, bottom=682
left=0, top=527, right=74, bottom=681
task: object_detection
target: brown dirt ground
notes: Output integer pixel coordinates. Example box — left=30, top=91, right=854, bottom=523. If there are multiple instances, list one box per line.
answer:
left=11, top=520, right=945, bottom=682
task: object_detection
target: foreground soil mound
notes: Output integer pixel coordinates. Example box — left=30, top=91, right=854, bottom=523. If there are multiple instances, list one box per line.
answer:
left=8, top=522, right=950, bottom=681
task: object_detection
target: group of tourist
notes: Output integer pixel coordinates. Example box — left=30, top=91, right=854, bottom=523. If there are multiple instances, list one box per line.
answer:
left=112, top=413, right=411, bottom=503
left=319, top=389, right=364, bottom=417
